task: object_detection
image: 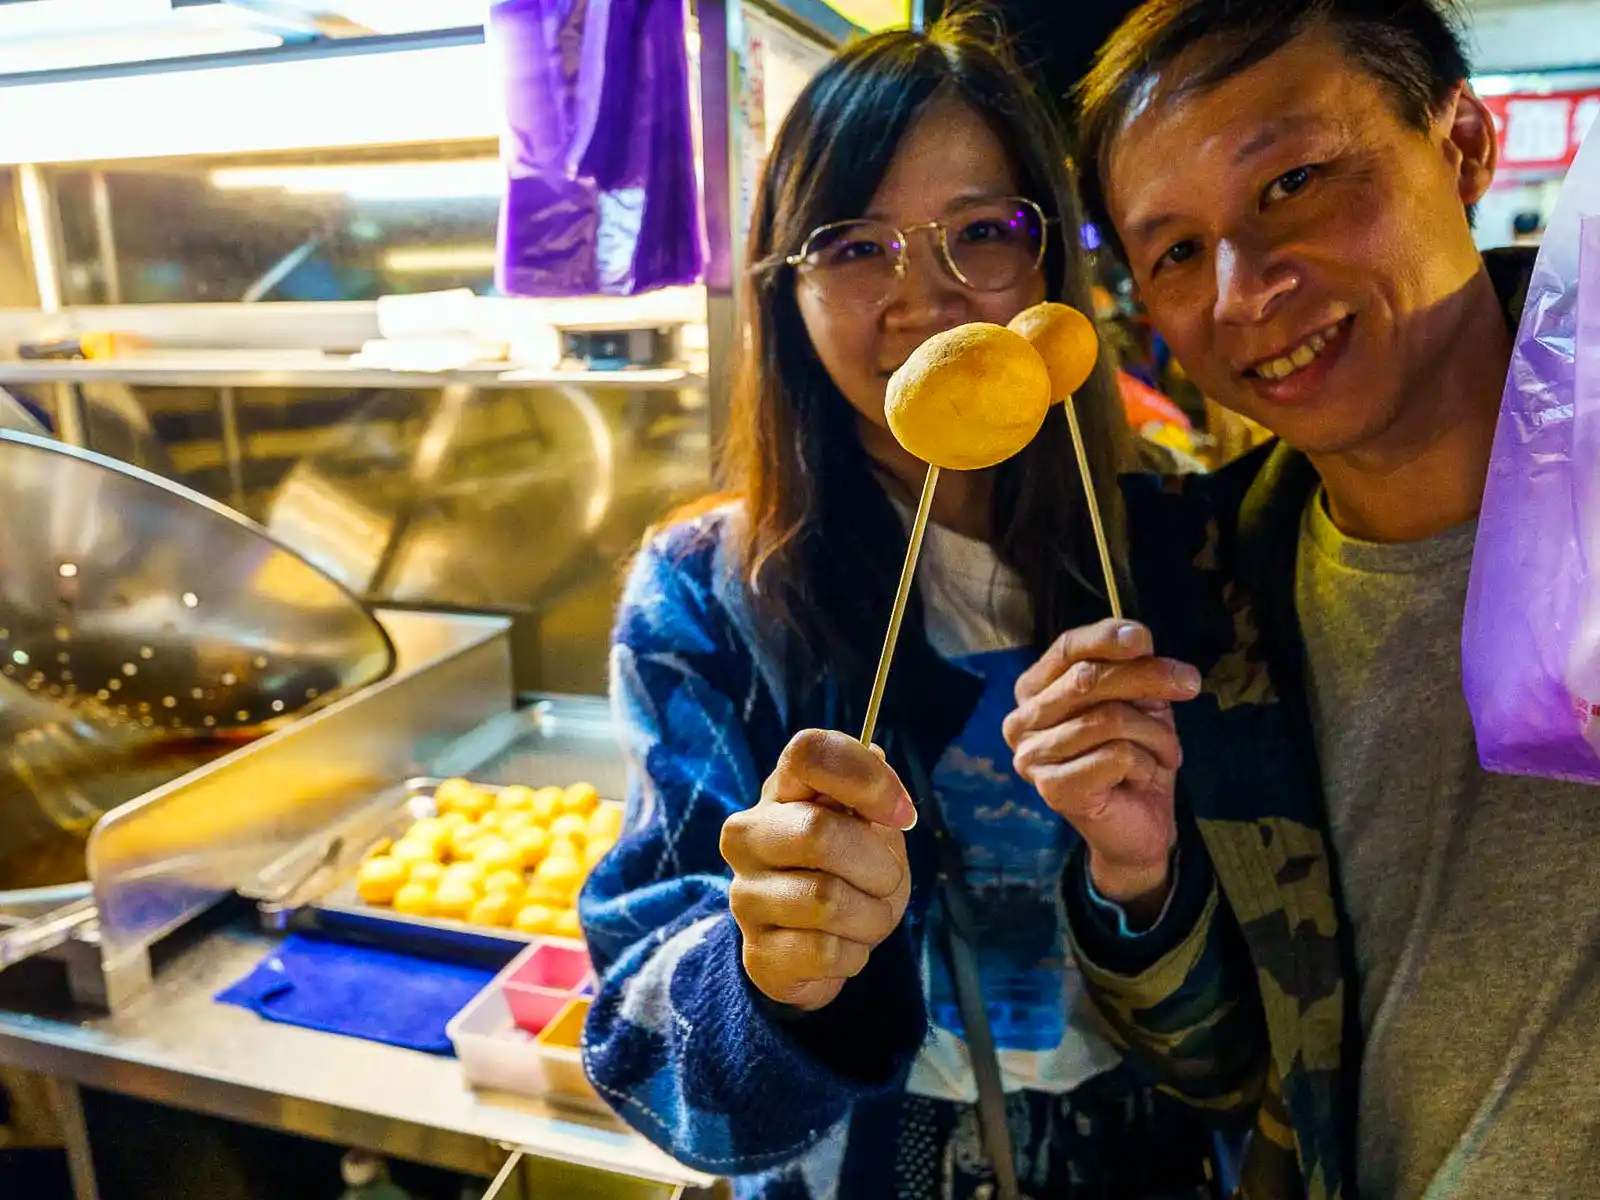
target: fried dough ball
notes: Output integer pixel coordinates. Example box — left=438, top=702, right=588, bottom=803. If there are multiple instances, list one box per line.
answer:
left=1007, top=303, right=1099, bottom=400
left=885, top=323, right=1051, bottom=471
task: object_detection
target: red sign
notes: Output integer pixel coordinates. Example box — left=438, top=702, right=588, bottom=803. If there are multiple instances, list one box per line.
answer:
left=1483, top=90, right=1600, bottom=173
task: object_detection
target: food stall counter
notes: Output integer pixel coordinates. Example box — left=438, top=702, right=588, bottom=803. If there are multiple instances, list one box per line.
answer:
left=0, top=911, right=714, bottom=1198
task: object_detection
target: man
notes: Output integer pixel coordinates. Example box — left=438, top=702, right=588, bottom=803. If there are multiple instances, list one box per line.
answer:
left=1002, top=2, right=1600, bottom=1198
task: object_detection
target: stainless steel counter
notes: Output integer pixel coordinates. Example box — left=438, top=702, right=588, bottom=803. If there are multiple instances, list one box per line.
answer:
left=0, top=918, right=715, bottom=1197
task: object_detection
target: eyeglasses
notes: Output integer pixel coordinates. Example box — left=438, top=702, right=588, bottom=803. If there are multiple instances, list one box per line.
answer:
left=784, top=196, right=1051, bottom=312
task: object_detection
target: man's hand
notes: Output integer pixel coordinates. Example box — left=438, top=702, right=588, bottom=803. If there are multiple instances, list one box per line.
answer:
left=1002, top=619, right=1201, bottom=917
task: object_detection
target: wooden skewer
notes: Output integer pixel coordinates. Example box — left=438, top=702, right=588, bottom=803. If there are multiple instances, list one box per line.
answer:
left=1062, top=393, right=1123, bottom=620
left=860, top=463, right=942, bottom=747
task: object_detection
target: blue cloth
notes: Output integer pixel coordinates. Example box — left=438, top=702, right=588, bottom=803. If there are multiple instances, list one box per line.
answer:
left=216, top=934, right=494, bottom=1056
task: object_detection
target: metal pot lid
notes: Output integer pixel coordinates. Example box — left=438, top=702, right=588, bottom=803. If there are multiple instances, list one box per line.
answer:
left=0, top=428, right=395, bottom=739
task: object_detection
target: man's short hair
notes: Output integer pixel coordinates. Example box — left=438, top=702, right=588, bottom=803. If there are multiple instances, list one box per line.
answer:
left=1075, top=0, right=1472, bottom=259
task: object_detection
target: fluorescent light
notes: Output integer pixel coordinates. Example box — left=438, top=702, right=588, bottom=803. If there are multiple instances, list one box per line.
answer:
left=383, top=245, right=497, bottom=272
left=211, top=159, right=502, bottom=200
left=0, top=0, right=172, bottom=39
left=0, top=3, right=286, bottom=75
left=0, top=28, right=282, bottom=75
left=0, top=42, right=500, bottom=164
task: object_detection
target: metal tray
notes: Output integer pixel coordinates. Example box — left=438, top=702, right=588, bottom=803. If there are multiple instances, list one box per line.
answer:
left=291, top=775, right=615, bottom=966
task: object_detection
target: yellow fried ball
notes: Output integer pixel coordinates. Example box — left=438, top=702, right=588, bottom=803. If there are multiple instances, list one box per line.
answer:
left=513, top=904, right=562, bottom=936
left=885, top=323, right=1051, bottom=471
left=552, top=909, right=583, bottom=940
left=559, top=782, right=600, bottom=816
left=432, top=880, right=479, bottom=921
left=483, top=869, right=526, bottom=900
left=499, top=810, right=535, bottom=838
left=356, top=856, right=406, bottom=905
left=469, top=892, right=519, bottom=928
left=496, top=785, right=538, bottom=812
left=392, top=838, right=441, bottom=870
left=438, top=811, right=470, bottom=832
left=532, top=854, right=586, bottom=904
left=473, top=837, right=523, bottom=878
left=546, top=835, right=583, bottom=866
left=447, top=823, right=482, bottom=861
left=442, top=861, right=487, bottom=890
left=434, top=777, right=485, bottom=815
left=511, top=826, right=552, bottom=869
left=587, top=804, right=623, bottom=842
left=530, top=787, right=563, bottom=823
left=405, top=817, right=450, bottom=852
left=1007, top=302, right=1100, bottom=401
left=407, top=861, right=445, bottom=889
left=583, top=837, right=616, bottom=871
left=393, top=882, right=434, bottom=916
left=549, top=813, right=589, bottom=845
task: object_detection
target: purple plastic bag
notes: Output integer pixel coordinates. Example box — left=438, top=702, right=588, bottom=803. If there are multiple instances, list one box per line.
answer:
left=489, top=0, right=703, bottom=297
left=1464, top=136, right=1600, bottom=782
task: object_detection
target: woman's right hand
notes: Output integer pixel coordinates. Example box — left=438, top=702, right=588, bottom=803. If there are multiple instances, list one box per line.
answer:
left=721, top=729, right=917, bottom=1012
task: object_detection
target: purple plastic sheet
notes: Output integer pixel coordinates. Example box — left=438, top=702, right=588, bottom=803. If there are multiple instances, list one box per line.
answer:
left=1464, top=136, right=1600, bottom=781
left=489, top=0, right=703, bottom=297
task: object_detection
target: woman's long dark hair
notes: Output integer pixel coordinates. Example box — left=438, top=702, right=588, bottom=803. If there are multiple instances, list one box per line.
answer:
left=715, top=12, right=1134, bottom=694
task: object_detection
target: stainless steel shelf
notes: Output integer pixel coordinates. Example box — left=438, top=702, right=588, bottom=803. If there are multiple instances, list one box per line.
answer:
left=0, top=358, right=706, bottom=391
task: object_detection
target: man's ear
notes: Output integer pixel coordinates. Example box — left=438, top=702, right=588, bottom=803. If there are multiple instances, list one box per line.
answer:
left=1445, top=83, right=1498, bottom=207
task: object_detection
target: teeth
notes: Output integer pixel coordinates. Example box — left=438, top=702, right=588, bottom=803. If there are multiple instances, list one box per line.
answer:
left=1253, top=320, right=1344, bottom=381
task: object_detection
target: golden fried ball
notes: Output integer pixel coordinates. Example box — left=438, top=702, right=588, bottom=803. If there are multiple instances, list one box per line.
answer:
left=469, top=892, right=519, bottom=928
left=483, top=869, right=526, bottom=900
left=496, top=785, right=538, bottom=812
left=391, top=838, right=441, bottom=870
left=511, top=826, right=553, bottom=870
left=552, top=909, right=583, bottom=940
left=434, top=777, right=490, bottom=818
left=356, top=857, right=406, bottom=905
left=587, top=804, right=624, bottom=842
left=393, top=882, right=433, bottom=916
left=885, top=323, right=1051, bottom=471
left=514, top=904, right=562, bottom=936
left=404, top=817, right=450, bottom=852
left=407, top=861, right=445, bottom=889
left=549, top=813, right=589, bottom=845
left=533, top=854, right=586, bottom=904
left=530, top=787, right=563, bottom=823
left=473, top=838, right=523, bottom=878
left=432, top=881, right=479, bottom=921
left=1007, top=303, right=1100, bottom=400
left=559, top=782, right=600, bottom=816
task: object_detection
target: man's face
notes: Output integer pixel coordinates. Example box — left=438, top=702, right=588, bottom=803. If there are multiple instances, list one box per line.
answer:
left=1104, top=28, right=1495, bottom=458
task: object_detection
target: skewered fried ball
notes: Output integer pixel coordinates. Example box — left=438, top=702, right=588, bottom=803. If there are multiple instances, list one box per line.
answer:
left=884, top=322, right=1053, bottom=471
left=1007, top=302, right=1099, bottom=400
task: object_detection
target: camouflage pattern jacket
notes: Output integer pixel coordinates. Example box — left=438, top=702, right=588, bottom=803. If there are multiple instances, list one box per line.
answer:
left=1061, top=248, right=1534, bottom=1200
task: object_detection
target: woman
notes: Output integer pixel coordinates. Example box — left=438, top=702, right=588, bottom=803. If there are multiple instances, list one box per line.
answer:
left=580, top=16, right=1215, bottom=1199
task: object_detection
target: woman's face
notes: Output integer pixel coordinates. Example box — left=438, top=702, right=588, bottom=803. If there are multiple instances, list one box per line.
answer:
left=794, top=97, right=1048, bottom=439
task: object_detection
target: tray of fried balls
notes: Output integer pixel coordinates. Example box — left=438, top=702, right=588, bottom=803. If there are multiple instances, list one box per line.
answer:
left=315, top=776, right=623, bottom=953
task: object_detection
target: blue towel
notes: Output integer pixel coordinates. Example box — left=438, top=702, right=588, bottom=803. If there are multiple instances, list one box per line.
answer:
left=217, top=934, right=495, bottom=1055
